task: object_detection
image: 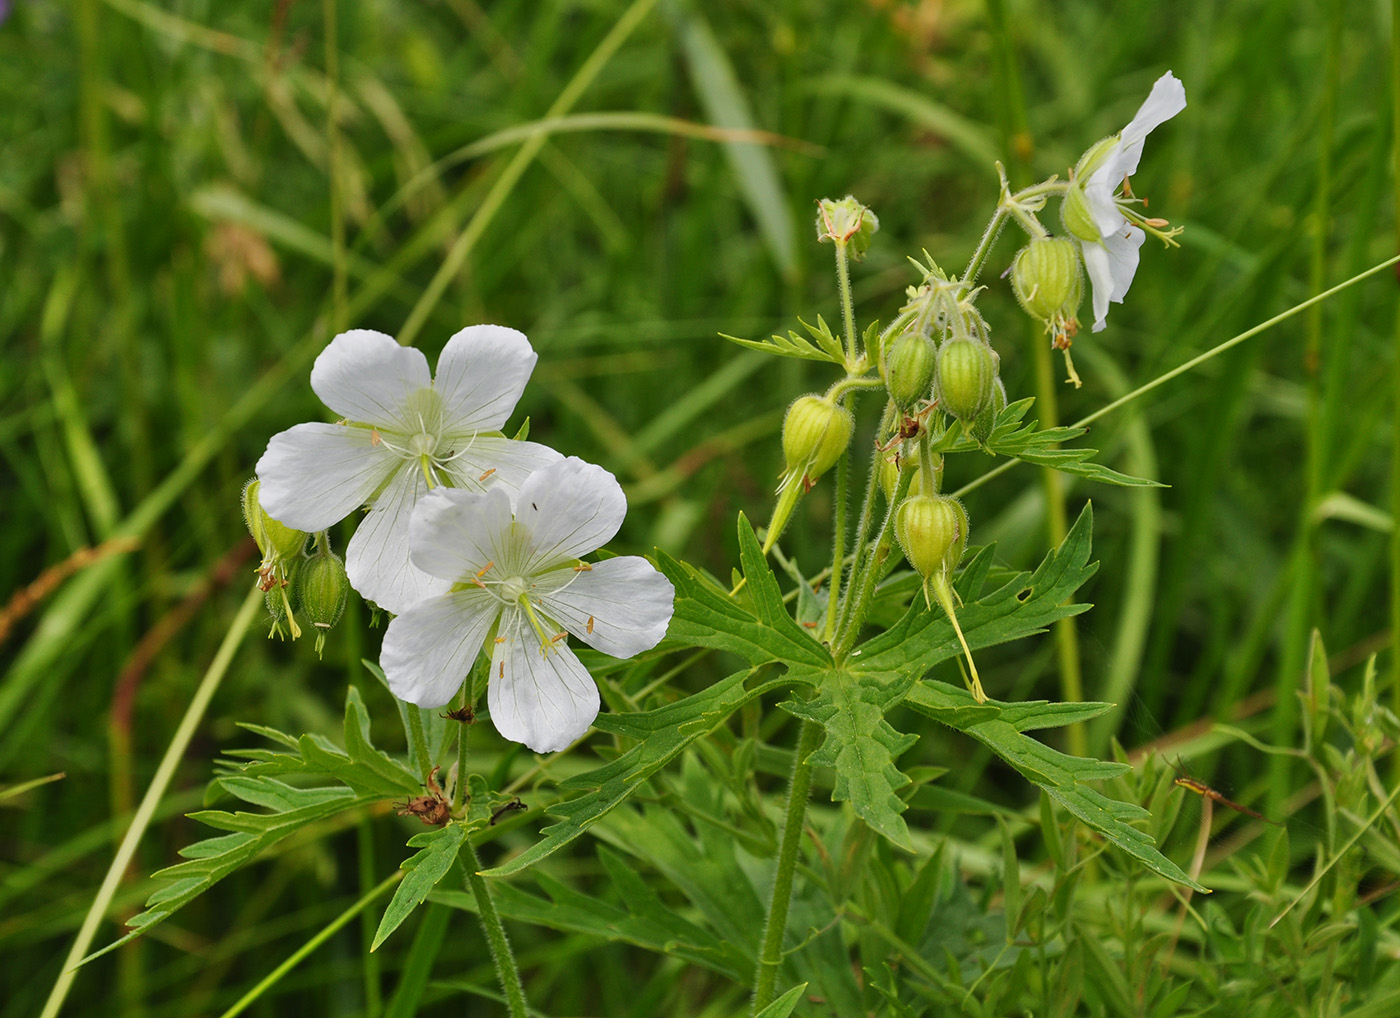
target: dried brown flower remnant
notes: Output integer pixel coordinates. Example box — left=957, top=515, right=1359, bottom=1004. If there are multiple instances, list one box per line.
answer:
left=395, top=766, right=452, bottom=826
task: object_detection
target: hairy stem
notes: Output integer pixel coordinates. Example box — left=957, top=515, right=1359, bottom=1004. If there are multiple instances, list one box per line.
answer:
left=460, top=839, right=529, bottom=1018
left=752, top=720, right=822, bottom=1014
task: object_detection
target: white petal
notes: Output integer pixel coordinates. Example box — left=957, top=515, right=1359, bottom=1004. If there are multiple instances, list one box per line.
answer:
left=381, top=589, right=499, bottom=708
left=535, top=557, right=674, bottom=658
left=1083, top=225, right=1146, bottom=332
left=438, top=436, right=563, bottom=503
left=434, top=325, right=538, bottom=432
left=345, top=466, right=449, bottom=613
left=488, top=610, right=598, bottom=753
left=310, top=329, right=431, bottom=428
left=1117, top=71, right=1186, bottom=178
left=256, top=423, right=396, bottom=531
left=407, top=486, right=515, bottom=582
left=1084, top=160, right=1129, bottom=239
left=517, top=457, right=626, bottom=569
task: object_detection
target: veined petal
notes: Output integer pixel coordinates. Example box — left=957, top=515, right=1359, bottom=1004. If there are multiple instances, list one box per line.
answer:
left=517, top=457, right=626, bottom=569
left=535, top=557, right=674, bottom=658
left=438, top=436, right=563, bottom=503
left=1117, top=71, right=1186, bottom=177
left=489, top=609, right=598, bottom=753
left=381, top=588, right=498, bottom=708
left=434, top=325, right=538, bottom=432
left=256, top=422, right=396, bottom=531
left=310, top=329, right=431, bottom=429
left=1083, top=224, right=1146, bottom=332
left=345, top=466, right=449, bottom=613
left=408, top=486, right=516, bottom=582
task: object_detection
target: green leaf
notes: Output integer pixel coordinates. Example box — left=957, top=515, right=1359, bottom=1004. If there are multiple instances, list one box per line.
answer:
left=656, top=517, right=832, bottom=669
left=945, top=399, right=1163, bottom=487
left=482, top=671, right=804, bottom=876
left=780, top=666, right=919, bottom=850
left=721, top=315, right=846, bottom=365
left=853, top=503, right=1098, bottom=676
left=902, top=684, right=1205, bottom=891
left=755, top=984, right=809, bottom=1018
left=90, top=686, right=419, bottom=960
left=372, top=824, right=468, bottom=951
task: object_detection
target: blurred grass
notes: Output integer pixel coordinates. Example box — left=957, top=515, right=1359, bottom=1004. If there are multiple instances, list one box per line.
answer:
left=2, top=0, right=1398, bottom=1014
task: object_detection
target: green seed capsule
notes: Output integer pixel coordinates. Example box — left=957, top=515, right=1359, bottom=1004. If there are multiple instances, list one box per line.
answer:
left=782, top=395, right=854, bottom=483
left=936, top=338, right=998, bottom=423
left=883, top=331, right=937, bottom=412
left=1012, top=238, right=1083, bottom=323
left=895, top=494, right=968, bottom=581
left=301, top=549, right=349, bottom=634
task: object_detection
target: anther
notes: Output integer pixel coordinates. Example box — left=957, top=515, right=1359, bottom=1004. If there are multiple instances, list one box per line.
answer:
left=479, top=467, right=496, bottom=481
left=586, top=616, right=594, bottom=634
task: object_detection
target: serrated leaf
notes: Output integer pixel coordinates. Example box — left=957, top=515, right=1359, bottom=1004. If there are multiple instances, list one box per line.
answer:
left=656, top=519, right=832, bottom=669
left=755, top=984, right=809, bottom=1018
left=780, top=666, right=918, bottom=850
left=372, top=824, right=468, bottom=951
left=942, top=399, right=1162, bottom=487
left=909, top=682, right=1115, bottom=733
left=87, top=686, right=419, bottom=962
left=902, top=684, right=1204, bottom=891
left=722, top=316, right=845, bottom=365
left=852, top=503, right=1098, bottom=676
left=482, top=671, right=803, bottom=876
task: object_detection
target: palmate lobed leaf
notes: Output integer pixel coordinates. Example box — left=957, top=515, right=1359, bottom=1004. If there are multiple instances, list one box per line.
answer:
left=780, top=666, right=919, bottom=850
left=944, top=398, right=1163, bottom=488
left=83, top=687, right=421, bottom=964
left=483, top=670, right=804, bottom=877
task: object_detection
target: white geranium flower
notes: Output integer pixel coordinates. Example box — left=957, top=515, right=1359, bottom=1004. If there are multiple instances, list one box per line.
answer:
left=1063, top=71, right=1187, bottom=332
left=255, top=326, right=560, bottom=614
left=380, top=457, right=675, bottom=753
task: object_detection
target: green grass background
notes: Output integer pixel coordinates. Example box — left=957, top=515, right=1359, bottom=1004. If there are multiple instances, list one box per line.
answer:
left=2, top=0, right=1397, bottom=1014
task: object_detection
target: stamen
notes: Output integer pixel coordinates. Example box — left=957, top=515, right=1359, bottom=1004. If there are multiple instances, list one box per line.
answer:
left=586, top=616, right=594, bottom=634
left=498, top=661, right=504, bottom=678
left=573, top=562, right=592, bottom=572
left=479, top=467, right=496, bottom=481
left=551, top=632, right=568, bottom=644
left=477, top=561, right=494, bottom=579
left=494, top=636, right=506, bottom=644
left=370, top=429, right=382, bottom=447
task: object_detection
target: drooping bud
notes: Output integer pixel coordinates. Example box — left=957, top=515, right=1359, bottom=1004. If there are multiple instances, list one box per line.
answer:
left=971, top=378, right=1008, bottom=447
left=242, top=477, right=307, bottom=562
left=894, top=493, right=985, bottom=702
left=782, top=395, right=853, bottom=485
left=1012, top=237, right=1082, bottom=325
left=883, top=330, right=937, bottom=412
left=815, top=195, right=879, bottom=259
left=300, top=543, right=349, bottom=658
left=936, top=337, right=999, bottom=423
left=895, top=494, right=968, bottom=583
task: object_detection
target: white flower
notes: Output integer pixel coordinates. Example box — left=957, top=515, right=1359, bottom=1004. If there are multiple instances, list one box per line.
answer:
left=1067, top=71, right=1186, bottom=332
left=255, top=326, right=560, bottom=614
left=380, top=457, right=675, bottom=753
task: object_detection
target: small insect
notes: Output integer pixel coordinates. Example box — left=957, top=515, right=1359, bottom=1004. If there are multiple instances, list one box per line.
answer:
left=490, top=797, right=526, bottom=826
left=395, top=766, right=452, bottom=826
left=1170, top=760, right=1282, bottom=826
left=531, top=502, right=537, bottom=510
left=440, top=705, right=475, bottom=724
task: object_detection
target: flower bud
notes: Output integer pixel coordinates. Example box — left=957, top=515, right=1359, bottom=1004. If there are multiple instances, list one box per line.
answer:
left=1012, top=237, right=1082, bottom=323
left=936, top=338, right=998, bottom=423
left=882, top=331, right=937, bottom=412
left=782, top=395, right=853, bottom=484
left=300, top=546, right=349, bottom=657
left=895, top=494, right=968, bottom=582
left=1060, top=183, right=1100, bottom=243
left=816, top=195, right=879, bottom=259
left=971, top=378, right=1008, bottom=446
left=242, top=476, right=307, bottom=561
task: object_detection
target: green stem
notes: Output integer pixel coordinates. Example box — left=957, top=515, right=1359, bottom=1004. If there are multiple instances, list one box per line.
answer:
left=453, top=686, right=472, bottom=813
left=356, top=820, right=383, bottom=1018
left=460, top=839, right=529, bottom=1018
left=752, top=720, right=822, bottom=1015
left=406, top=704, right=433, bottom=783
left=38, top=585, right=263, bottom=1018
left=323, top=0, right=347, bottom=331
left=833, top=466, right=914, bottom=660
left=218, top=873, right=401, bottom=1018
left=834, top=241, right=858, bottom=365
left=961, top=205, right=1007, bottom=290
left=1030, top=333, right=1086, bottom=753
left=823, top=443, right=850, bottom=643
left=835, top=400, right=893, bottom=640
